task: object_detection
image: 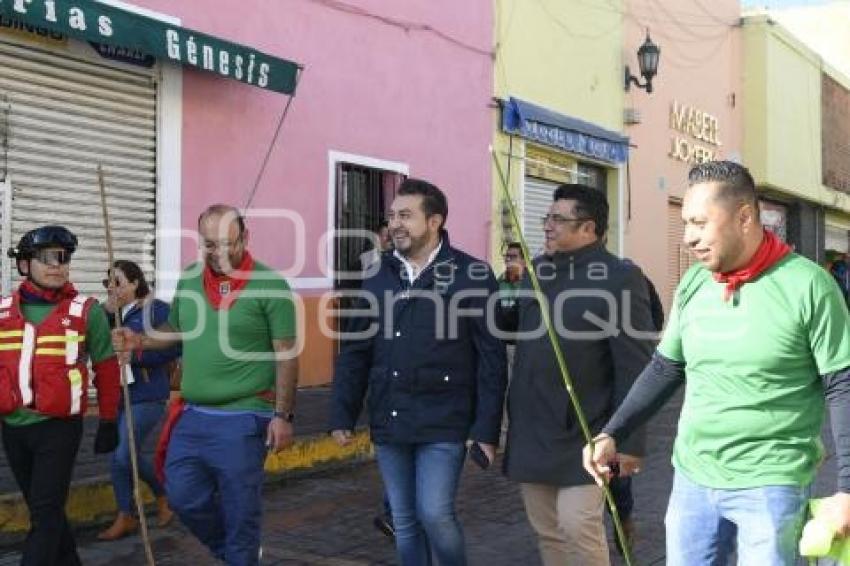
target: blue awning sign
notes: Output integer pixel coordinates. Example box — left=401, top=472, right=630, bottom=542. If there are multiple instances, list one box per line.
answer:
left=501, top=97, right=629, bottom=164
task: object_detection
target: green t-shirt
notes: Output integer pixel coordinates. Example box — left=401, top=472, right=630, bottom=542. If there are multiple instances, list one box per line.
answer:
left=659, top=253, right=850, bottom=488
left=4, top=300, right=113, bottom=427
left=169, top=261, right=296, bottom=411
left=498, top=276, right=520, bottom=308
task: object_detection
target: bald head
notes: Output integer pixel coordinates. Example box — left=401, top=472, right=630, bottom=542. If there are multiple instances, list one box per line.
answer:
left=198, top=204, right=248, bottom=275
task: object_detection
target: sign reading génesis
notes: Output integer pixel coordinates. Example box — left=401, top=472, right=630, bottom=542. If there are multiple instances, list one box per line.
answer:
left=0, top=0, right=300, bottom=95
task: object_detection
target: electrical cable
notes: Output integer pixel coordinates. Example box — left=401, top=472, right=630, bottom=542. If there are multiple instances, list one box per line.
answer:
left=242, top=69, right=302, bottom=210
left=303, top=0, right=493, bottom=59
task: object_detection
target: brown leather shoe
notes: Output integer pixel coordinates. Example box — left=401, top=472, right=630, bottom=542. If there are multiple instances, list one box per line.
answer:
left=156, top=496, right=175, bottom=527
left=97, top=513, right=138, bottom=541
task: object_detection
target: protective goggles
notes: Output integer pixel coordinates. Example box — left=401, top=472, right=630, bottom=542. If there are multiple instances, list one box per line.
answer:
left=31, top=249, right=72, bottom=266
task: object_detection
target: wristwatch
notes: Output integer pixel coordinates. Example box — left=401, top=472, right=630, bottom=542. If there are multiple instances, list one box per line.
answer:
left=273, top=411, right=295, bottom=423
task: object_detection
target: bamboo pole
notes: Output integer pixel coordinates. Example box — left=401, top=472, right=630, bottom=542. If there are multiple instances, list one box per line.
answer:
left=97, top=165, right=156, bottom=566
left=490, top=148, right=634, bottom=566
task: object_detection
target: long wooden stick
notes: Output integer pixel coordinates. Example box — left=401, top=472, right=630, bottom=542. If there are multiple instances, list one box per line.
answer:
left=490, top=149, right=635, bottom=566
left=97, top=165, right=156, bottom=566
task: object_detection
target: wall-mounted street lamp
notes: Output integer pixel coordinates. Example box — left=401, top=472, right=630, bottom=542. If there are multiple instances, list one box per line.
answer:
left=625, top=31, right=660, bottom=93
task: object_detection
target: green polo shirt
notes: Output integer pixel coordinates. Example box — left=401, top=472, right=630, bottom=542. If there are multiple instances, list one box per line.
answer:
left=169, top=260, right=296, bottom=411
left=659, top=253, right=850, bottom=488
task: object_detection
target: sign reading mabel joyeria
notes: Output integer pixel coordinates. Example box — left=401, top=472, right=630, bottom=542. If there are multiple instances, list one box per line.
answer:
left=668, top=100, right=721, bottom=164
left=0, top=0, right=301, bottom=95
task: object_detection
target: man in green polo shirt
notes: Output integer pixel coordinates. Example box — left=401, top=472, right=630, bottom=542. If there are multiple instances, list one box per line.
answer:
left=584, top=161, right=850, bottom=566
left=113, top=204, right=298, bottom=566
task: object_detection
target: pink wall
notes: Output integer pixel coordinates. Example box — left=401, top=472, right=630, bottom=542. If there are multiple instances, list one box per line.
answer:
left=623, top=0, right=743, bottom=307
left=136, top=0, right=494, bottom=279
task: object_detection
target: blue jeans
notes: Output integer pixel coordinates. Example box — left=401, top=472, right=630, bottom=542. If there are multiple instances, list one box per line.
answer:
left=375, top=442, right=467, bottom=566
left=165, top=407, right=270, bottom=566
left=111, top=401, right=166, bottom=513
left=665, top=470, right=810, bottom=566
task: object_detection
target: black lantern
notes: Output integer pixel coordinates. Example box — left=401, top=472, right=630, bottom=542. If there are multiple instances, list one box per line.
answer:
left=625, top=31, right=660, bottom=93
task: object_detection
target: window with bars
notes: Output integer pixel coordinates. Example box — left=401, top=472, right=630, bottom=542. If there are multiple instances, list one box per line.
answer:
left=334, top=163, right=404, bottom=289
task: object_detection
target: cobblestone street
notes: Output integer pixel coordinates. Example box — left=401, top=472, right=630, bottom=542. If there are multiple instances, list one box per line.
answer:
left=0, top=391, right=839, bottom=565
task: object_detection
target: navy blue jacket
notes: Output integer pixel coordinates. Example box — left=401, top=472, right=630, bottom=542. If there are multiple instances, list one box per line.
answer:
left=122, top=299, right=181, bottom=405
left=330, top=234, right=507, bottom=445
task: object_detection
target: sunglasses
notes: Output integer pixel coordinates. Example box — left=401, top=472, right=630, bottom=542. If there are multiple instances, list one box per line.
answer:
left=32, top=249, right=72, bottom=266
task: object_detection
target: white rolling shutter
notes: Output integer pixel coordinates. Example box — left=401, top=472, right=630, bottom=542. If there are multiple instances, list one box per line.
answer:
left=522, top=176, right=558, bottom=257
left=0, top=38, right=157, bottom=299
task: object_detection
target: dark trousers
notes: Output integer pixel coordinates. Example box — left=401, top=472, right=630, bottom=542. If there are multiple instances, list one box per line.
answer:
left=2, top=417, right=83, bottom=566
left=608, top=476, right=634, bottom=521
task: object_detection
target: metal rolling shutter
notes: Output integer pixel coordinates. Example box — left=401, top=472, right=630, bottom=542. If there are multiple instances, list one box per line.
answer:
left=666, top=200, right=696, bottom=309
left=522, top=177, right=558, bottom=257
left=0, top=39, right=157, bottom=299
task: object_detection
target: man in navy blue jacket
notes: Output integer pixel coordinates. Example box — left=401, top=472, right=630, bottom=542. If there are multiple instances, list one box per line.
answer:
left=331, top=178, right=507, bottom=566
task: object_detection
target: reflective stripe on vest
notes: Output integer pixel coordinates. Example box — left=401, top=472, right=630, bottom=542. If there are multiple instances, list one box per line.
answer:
left=19, top=324, right=35, bottom=406
left=34, top=334, right=85, bottom=357
left=65, top=297, right=87, bottom=366
left=0, top=330, right=24, bottom=351
left=69, top=296, right=86, bottom=318
left=68, top=369, right=82, bottom=415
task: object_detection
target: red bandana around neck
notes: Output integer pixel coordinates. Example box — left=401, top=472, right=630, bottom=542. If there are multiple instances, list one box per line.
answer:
left=18, top=280, right=78, bottom=304
left=713, top=230, right=791, bottom=301
left=202, top=251, right=254, bottom=310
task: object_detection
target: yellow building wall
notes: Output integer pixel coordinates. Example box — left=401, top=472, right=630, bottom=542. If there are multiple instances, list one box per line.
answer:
left=491, top=0, right=625, bottom=266
left=743, top=16, right=850, bottom=213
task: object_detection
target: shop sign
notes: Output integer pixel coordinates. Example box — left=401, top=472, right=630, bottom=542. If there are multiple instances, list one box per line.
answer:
left=668, top=100, right=722, bottom=164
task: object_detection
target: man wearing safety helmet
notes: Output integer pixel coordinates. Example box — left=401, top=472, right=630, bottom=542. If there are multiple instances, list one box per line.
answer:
left=1, top=225, right=120, bottom=566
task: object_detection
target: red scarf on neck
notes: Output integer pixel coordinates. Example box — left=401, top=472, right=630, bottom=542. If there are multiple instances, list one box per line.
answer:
left=202, top=251, right=255, bottom=310
left=713, top=230, right=791, bottom=301
left=18, top=280, right=78, bottom=304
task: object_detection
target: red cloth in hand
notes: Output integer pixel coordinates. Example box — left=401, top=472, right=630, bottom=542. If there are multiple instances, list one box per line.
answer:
left=154, top=396, right=185, bottom=485
left=92, top=357, right=120, bottom=420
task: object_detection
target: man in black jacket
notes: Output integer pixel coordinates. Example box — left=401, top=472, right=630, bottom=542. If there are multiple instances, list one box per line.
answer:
left=504, top=184, right=655, bottom=566
left=331, top=178, right=507, bottom=566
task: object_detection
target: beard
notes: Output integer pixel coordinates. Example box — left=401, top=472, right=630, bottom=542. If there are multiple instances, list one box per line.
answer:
left=392, top=231, right=430, bottom=258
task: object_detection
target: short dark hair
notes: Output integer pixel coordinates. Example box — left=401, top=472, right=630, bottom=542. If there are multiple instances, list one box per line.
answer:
left=687, top=161, right=759, bottom=214
left=506, top=242, right=522, bottom=253
left=198, top=204, right=246, bottom=238
left=397, top=178, right=448, bottom=229
left=110, top=259, right=150, bottom=299
left=553, top=184, right=608, bottom=238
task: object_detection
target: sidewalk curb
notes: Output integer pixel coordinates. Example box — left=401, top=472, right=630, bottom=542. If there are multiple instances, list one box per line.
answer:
left=0, top=430, right=373, bottom=535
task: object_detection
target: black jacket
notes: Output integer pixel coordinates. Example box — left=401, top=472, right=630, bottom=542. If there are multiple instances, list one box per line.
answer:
left=330, top=233, right=507, bottom=445
left=504, top=242, right=655, bottom=486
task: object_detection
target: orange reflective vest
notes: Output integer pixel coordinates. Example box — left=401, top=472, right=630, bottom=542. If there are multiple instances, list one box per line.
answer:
left=0, top=293, right=94, bottom=417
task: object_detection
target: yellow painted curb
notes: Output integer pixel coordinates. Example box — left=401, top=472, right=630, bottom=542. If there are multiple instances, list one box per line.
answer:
left=264, top=430, right=373, bottom=474
left=0, top=431, right=373, bottom=533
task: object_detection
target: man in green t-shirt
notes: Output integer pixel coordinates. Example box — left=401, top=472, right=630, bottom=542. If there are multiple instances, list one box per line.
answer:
left=113, top=205, right=299, bottom=566
left=584, top=161, right=850, bottom=566
left=2, top=225, right=120, bottom=566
